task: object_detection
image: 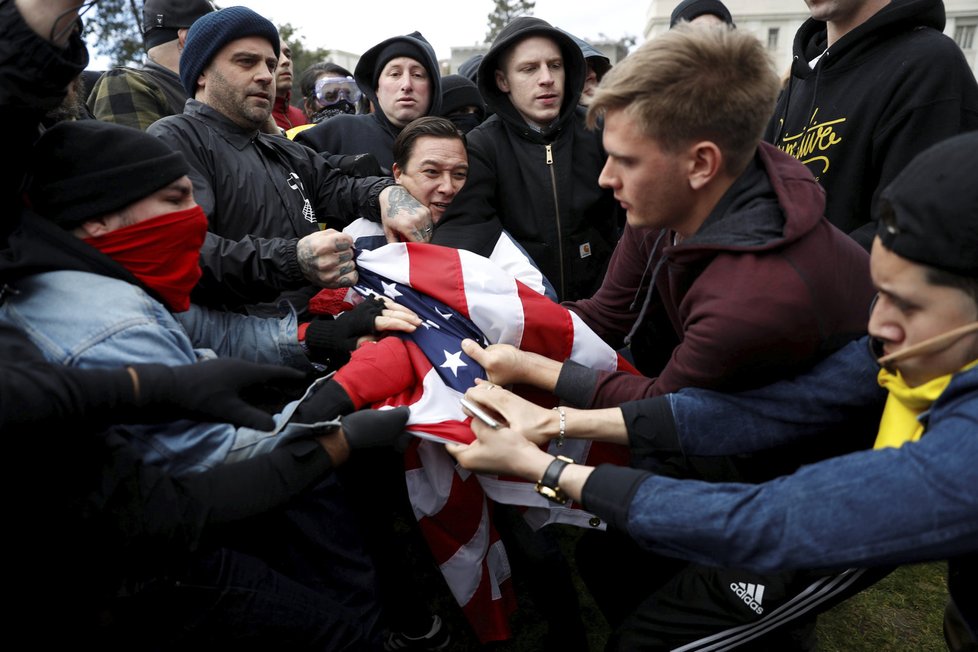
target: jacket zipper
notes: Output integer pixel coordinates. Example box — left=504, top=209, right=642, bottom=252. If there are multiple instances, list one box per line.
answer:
left=545, top=143, right=566, bottom=299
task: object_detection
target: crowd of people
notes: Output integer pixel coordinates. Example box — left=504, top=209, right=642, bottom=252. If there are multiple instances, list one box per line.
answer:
left=2, top=0, right=977, bottom=649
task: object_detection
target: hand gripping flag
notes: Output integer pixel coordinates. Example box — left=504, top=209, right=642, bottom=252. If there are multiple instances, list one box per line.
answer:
left=343, top=242, right=635, bottom=643
left=307, top=216, right=557, bottom=316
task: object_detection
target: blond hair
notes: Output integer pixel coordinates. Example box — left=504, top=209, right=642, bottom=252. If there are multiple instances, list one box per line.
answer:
left=587, top=24, right=779, bottom=173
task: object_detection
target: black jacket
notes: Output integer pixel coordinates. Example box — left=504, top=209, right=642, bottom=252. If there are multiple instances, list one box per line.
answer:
left=4, top=317, right=334, bottom=642
left=434, top=17, right=620, bottom=301
left=0, top=0, right=86, bottom=242
left=148, top=100, right=393, bottom=312
left=295, top=31, right=442, bottom=176
left=0, top=2, right=337, bottom=640
left=764, top=0, right=978, bottom=249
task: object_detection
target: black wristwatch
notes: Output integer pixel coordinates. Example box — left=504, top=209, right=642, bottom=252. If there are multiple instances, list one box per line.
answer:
left=535, top=455, right=575, bottom=504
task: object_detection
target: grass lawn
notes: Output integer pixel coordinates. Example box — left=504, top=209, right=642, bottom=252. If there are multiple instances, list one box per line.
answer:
left=816, top=562, right=948, bottom=651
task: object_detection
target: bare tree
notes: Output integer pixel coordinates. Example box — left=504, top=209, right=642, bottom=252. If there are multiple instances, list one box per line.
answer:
left=485, top=0, right=535, bottom=44
left=84, top=0, right=143, bottom=68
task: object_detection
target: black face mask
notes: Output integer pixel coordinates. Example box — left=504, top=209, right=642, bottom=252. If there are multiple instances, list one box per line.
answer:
left=310, top=100, right=357, bottom=124
left=867, top=293, right=887, bottom=365
left=447, top=112, right=482, bottom=134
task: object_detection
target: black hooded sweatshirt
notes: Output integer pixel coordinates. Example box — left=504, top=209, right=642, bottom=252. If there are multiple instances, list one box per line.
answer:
left=433, top=17, right=620, bottom=302
left=295, top=31, right=442, bottom=176
left=764, top=0, right=978, bottom=249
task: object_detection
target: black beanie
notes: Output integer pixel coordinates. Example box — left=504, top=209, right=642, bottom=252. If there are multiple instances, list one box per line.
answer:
left=362, top=32, right=434, bottom=90
left=876, top=131, right=978, bottom=278
left=27, top=121, right=189, bottom=229
left=142, top=0, right=215, bottom=49
left=439, top=74, right=485, bottom=119
left=670, top=0, right=735, bottom=28
left=180, top=6, right=280, bottom=97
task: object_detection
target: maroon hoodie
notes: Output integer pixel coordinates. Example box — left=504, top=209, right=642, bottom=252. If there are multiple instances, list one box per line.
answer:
left=562, top=142, right=874, bottom=407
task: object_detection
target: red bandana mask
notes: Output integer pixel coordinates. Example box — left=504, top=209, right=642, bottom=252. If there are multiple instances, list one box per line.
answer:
left=83, top=206, right=208, bottom=312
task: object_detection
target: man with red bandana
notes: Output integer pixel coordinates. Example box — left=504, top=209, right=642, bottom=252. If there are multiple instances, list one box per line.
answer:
left=3, top=118, right=417, bottom=471
left=0, top=2, right=425, bottom=648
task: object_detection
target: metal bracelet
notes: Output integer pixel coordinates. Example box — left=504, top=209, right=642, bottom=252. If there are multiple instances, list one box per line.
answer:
left=553, top=406, right=566, bottom=448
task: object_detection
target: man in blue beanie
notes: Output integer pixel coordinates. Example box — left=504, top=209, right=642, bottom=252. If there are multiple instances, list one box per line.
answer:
left=149, top=6, right=434, bottom=318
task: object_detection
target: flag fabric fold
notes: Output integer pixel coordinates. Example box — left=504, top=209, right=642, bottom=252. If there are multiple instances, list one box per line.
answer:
left=341, top=242, right=634, bottom=642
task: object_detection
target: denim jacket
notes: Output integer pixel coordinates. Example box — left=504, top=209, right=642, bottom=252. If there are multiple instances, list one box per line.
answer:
left=1, top=270, right=317, bottom=474
left=583, top=338, right=978, bottom=574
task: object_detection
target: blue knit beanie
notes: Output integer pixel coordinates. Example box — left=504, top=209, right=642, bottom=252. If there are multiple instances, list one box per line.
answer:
left=180, top=6, right=280, bottom=97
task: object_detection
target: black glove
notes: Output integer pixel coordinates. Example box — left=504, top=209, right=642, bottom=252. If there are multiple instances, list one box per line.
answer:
left=336, top=152, right=383, bottom=177
left=289, top=379, right=356, bottom=425
left=132, top=359, right=307, bottom=431
left=304, top=297, right=385, bottom=365
left=341, top=406, right=411, bottom=451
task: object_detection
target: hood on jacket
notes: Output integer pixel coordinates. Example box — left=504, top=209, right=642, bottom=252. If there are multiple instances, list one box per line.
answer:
left=353, top=31, right=442, bottom=129
left=477, top=16, right=586, bottom=137
left=622, top=142, right=832, bottom=346
left=457, top=54, right=483, bottom=84
left=669, top=143, right=826, bottom=261
left=789, top=0, right=945, bottom=79
left=561, top=29, right=611, bottom=80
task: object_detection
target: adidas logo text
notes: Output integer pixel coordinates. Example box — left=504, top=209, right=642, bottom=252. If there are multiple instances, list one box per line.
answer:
left=730, top=582, right=765, bottom=615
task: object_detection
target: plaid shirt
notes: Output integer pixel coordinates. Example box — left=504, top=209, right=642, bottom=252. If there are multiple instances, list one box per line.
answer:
left=87, top=61, right=187, bottom=131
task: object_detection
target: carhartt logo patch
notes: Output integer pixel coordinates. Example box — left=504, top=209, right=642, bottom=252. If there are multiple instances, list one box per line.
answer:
left=579, top=242, right=592, bottom=259
left=730, top=582, right=765, bottom=615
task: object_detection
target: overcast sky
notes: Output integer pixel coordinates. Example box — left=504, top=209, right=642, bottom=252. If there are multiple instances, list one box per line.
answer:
left=211, top=1, right=648, bottom=61
left=85, top=1, right=652, bottom=71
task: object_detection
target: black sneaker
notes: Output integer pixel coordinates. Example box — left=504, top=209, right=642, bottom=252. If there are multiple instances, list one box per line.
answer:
left=383, top=615, right=452, bottom=651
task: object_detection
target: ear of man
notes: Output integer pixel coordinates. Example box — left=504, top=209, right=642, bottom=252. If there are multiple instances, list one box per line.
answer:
left=74, top=214, right=120, bottom=239
left=495, top=69, right=510, bottom=94
left=686, top=140, right=723, bottom=191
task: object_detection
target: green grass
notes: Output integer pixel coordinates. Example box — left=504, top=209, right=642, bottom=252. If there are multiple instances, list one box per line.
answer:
left=816, top=562, right=948, bottom=651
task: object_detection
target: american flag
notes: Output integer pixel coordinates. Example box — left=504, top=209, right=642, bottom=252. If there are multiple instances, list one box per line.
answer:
left=344, top=242, right=634, bottom=643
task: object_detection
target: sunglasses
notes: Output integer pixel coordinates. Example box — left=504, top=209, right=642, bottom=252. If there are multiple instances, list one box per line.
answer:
left=314, top=76, right=363, bottom=105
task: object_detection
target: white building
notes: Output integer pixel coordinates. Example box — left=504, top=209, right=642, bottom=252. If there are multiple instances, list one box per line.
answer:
left=319, top=49, right=362, bottom=76
left=642, top=0, right=978, bottom=76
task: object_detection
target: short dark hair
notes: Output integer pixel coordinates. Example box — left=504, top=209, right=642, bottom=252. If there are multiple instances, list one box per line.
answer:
left=392, top=116, right=465, bottom=170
